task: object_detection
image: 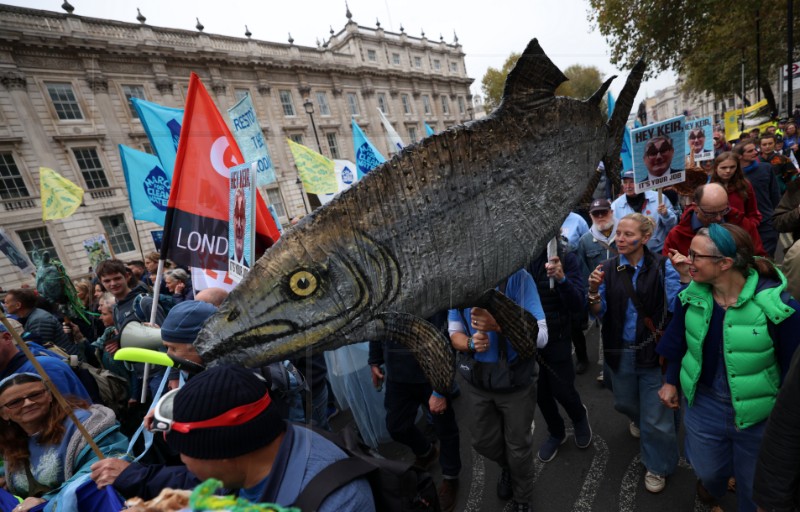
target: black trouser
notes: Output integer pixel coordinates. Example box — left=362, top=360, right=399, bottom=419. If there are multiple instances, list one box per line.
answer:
left=537, top=356, right=586, bottom=439
left=571, top=312, right=589, bottom=364
left=384, top=380, right=461, bottom=478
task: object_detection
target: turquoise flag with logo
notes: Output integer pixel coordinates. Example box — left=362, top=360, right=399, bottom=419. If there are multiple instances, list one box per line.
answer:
left=424, top=122, right=435, bottom=137
left=131, top=98, right=183, bottom=175
left=119, top=144, right=171, bottom=226
left=352, top=119, right=386, bottom=177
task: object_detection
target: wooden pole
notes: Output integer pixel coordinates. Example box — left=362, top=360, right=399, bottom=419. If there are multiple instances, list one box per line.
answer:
left=0, top=310, right=104, bottom=460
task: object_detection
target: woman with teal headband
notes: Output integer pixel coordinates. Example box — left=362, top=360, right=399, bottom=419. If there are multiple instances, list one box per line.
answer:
left=657, top=223, right=800, bottom=511
left=0, top=373, right=128, bottom=511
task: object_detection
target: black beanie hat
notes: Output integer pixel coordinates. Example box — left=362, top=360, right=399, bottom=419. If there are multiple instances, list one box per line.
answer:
left=166, top=365, right=285, bottom=459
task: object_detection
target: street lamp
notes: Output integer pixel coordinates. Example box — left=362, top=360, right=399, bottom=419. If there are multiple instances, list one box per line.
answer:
left=303, top=98, right=323, bottom=155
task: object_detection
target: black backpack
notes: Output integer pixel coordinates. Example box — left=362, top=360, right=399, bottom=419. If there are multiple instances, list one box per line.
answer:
left=293, top=425, right=440, bottom=512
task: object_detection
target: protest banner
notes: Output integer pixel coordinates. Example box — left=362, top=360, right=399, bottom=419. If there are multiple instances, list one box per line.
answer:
left=286, top=139, right=338, bottom=195
left=83, top=234, right=112, bottom=269
left=684, top=116, right=714, bottom=164
left=631, top=115, right=686, bottom=193
left=40, top=167, right=83, bottom=221
left=0, top=228, right=34, bottom=277
left=150, top=230, right=164, bottom=252
left=227, top=94, right=277, bottom=188
left=723, top=99, right=775, bottom=142
left=228, top=162, right=256, bottom=282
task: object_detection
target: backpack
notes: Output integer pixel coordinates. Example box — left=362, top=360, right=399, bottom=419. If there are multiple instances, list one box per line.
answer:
left=132, top=293, right=175, bottom=322
left=68, top=356, right=130, bottom=415
left=293, top=425, right=440, bottom=512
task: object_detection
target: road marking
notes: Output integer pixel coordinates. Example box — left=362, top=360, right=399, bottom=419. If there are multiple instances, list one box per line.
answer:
left=572, top=434, right=609, bottom=512
left=464, top=448, right=485, bottom=512
left=618, top=453, right=641, bottom=512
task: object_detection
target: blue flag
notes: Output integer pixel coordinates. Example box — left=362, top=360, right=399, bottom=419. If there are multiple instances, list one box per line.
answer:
left=607, top=92, right=633, bottom=172
left=424, top=122, right=435, bottom=137
left=119, top=145, right=172, bottom=226
left=352, top=119, right=386, bottom=177
left=131, top=98, right=183, bottom=174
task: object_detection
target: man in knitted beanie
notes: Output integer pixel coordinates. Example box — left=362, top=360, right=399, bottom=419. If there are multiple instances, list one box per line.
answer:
left=166, top=365, right=375, bottom=510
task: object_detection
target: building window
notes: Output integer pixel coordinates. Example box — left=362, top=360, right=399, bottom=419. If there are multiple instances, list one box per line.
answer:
left=289, top=134, right=304, bottom=145
left=422, top=95, right=432, bottom=115
left=367, top=49, right=377, bottom=62
left=408, top=126, right=417, bottom=142
left=441, top=96, right=450, bottom=115
left=377, top=93, right=389, bottom=114
left=121, top=84, right=146, bottom=118
left=347, top=93, right=360, bottom=116
left=433, top=59, right=441, bottom=71
left=72, top=148, right=110, bottom=190
left=234, top=88, right=249, bottom=101
left=392, top=53, right=400, bottom=65
left=401, top=94, right=412, bottom=115
left=457, top=96, right=466, bottom=115
left=316, top=92, right=331, bottom=116
left=46, top=83, right=83, bottom=120
left=450, top=62, right=458, bottom=72
left=326, top=133, right=340, bottom=159
left=414, top=56, right=422, bottom=68
left=101, top=214, right=135, bottom=254
left=279, top=90, right=296, bottom=116
left=0, top=153, right=29, bottom=200
left=266, top=188, right=286, bottom=218
left=142, top=143, right=154, bottom=155
left=17, top=227, right=58, bottom=262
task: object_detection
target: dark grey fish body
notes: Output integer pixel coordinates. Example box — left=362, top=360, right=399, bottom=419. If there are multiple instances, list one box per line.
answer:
left=195, top=39, right=644, bottom=393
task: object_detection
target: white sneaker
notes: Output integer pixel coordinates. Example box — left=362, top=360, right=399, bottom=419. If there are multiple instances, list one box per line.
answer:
left=645, top=471, right=666, bottom=493
left=629, top=421, right=641, bottom=439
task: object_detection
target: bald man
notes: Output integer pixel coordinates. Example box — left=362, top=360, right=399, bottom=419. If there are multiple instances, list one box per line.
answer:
left=195, top=287, right=228, bottom=307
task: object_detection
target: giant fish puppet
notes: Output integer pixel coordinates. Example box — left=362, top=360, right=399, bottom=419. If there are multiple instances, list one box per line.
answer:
left=195, top=39, right=645, bottom=393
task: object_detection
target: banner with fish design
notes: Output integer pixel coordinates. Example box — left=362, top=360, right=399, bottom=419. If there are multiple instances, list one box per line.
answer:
left=83, top=234, right=112, bottom=269
left=377, top=109, right=405, bottom=154
left=130, top=98, right=183, bottom=176
left=40, top=167, right=83, bottom=221
left=163, top=72, right=280, bottom=274
left=119, top=145, right=171, bottom=226
left=227, top=94, right=277, bottom=188
left=286, top=139, right=338, bottom=195
left=352, top=119, right=386, bottom=177
left=0, top=227, right=34, bottom=277
left=631, top=115, right=686, bottom=193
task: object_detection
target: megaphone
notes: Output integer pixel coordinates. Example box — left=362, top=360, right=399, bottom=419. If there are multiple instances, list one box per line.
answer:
left=120, top=321, right=163, bottom=351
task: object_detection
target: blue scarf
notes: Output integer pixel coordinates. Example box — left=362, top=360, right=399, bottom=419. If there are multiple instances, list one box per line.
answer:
left=742, top=160, right=759, bottom=174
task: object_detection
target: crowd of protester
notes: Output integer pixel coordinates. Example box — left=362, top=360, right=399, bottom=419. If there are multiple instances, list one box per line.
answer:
left=0, top=122, right=799, bottom=511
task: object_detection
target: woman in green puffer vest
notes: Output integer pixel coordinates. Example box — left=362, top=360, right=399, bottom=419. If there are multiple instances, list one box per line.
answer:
left=657, top=223, right=800, bottom=512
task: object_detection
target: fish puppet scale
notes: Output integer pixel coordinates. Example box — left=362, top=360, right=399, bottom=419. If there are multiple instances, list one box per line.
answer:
left=195, top=38, right=644, bottom=394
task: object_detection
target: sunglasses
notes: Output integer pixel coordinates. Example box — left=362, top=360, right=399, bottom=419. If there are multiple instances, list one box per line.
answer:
left=696, top=205, right=731, bottom=218
left=688, top=249, right=724, bottom=263
left=590, top=209, right=610, bottom=217
left=645, top=144, right=673, bottom=157
left=151, top=388, right=272, bottom=434
left=688, top=134, right=705, bottom=140
left=2, top=388, right=49, bottom=410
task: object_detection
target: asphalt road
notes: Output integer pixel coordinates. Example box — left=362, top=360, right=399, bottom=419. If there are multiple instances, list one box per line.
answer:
left=344, top=324, right=742, bottom=512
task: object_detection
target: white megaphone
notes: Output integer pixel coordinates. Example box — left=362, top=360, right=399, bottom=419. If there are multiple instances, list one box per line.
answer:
left=120, top=321, right=164, bottom=351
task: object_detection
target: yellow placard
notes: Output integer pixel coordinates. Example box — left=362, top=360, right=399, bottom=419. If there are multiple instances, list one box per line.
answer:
left=40, top=167, right=84, bottom=221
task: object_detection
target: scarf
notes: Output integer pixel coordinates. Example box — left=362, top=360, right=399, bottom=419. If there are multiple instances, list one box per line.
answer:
left=743, top=160, right=759, bottom=174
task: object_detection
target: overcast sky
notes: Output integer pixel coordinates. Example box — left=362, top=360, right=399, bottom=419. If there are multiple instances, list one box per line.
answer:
left=7, top=0, right=676, bottom=107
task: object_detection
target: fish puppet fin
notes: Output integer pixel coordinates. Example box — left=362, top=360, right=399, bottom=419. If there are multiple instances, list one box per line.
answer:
left=605, top=57, right=646, bottom=159
left=475, top=289, right=539, bottom=360
left=500, top=38, right=568, bottom=108
left=586, top=75, right=617, bottom=108
left=369, top=312, right=455, bottom=395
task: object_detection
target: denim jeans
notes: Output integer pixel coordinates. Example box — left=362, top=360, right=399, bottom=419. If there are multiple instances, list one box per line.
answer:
left=684, top=387, right=766, bottom=512
left=605, top=348, right=678, bottom=476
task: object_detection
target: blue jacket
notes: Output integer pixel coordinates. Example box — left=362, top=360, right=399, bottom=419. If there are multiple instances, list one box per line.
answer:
left=611, top=190, right=677, bottom=253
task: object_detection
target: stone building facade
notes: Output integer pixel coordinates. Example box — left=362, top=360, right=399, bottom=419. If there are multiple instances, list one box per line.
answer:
left=0, top=4, right=473, bottom=289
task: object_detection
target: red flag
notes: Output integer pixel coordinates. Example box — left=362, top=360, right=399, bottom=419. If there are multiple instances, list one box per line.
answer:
left=164, top=73, right=280, bottom=271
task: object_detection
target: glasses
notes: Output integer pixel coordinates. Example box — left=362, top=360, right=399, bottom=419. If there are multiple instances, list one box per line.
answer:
left=151, top=388, right=272, bottom=434
left=2, top=388, right=49, bottom=410
left=688, top=249, right=724, bottom=263
left=696, top=205, right=731, bottom=218
left=689, top=134, right=705, bottom=140
left=645, top=144, right=673, bottom=157
left=590, top=209, right=610, bottom=217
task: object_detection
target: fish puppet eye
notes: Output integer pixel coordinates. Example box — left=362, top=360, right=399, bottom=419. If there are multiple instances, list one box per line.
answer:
left=288, top=269, right=319, bottom=298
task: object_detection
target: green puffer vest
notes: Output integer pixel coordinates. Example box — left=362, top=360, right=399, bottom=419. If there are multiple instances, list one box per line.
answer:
left=679, top=269, right=793, bottom=429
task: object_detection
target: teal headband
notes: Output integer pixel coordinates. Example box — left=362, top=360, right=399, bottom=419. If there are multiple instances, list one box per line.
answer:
left=707, top=223, right=737, bottom=258
left=0, top=372, right=42, bottom=394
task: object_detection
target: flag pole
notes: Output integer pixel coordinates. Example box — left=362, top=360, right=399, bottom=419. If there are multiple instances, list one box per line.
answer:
left=0, top=310, right=104, bottom=459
